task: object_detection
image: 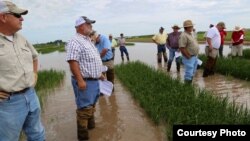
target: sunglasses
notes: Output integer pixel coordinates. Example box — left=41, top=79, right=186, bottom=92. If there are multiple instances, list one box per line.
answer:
left=7, top=13, right=22, bottom=18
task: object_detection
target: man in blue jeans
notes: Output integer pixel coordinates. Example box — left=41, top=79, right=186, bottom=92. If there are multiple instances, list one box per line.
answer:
left=166, top=24, right=182, bottom=72
left=0, top=1, right=45, bottom=141
left=118, top=33, right=130, bottom=62
left=179, top=20, right=199, bottom=84
left=66, top=16, right=104, bottom=140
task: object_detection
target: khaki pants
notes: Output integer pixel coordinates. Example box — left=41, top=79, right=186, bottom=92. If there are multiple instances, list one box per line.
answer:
left=231, top=44, right=243, bottom=56
left=205, top=46, right=219, bottom=59
left=103, top=60, right=114, bottom=84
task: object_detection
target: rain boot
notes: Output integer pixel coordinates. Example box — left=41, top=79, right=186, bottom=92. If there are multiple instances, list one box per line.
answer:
left=167, top=62, right=172, bottom=72
left=126, top=56, right=130, bottom=61
left=121, top=56, right=124, bottom=61
left=176, top=62, right=180, bottom=72
left=184, top=79, right=192, bottom=84
left=163, top=52, right=168, bottom=62
left=157, top=53, right=162, bottom=63
left=76, top=107, right=93, bottom=141
left=88, top=106, right=95, bottom=129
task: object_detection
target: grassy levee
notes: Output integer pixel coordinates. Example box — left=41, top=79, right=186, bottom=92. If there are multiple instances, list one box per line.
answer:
left=35, top=69, right=65, bottom=108
left=34, top=44, right=65, bottom=54
left=199, top=55, right=250, bottom=81
left=115, top=61, right=250, bottom=141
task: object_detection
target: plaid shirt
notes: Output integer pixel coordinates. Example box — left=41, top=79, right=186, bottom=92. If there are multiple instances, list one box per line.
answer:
left=66, top=33, right=102, bottom=78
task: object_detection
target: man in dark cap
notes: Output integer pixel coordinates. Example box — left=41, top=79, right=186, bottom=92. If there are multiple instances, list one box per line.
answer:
left=0, top=1, right=45, bottom=141
left=152, top=27, right=168, bottom=63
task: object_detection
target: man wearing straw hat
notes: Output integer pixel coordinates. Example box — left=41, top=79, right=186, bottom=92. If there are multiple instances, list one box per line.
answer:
left=0, top=1, right=45, bottom=141
left=203, top=22, right=226, bottom=77
left=166, top=24, right=182, bottom=72
left=231, top=26, right=244, bottom=58
left=179, top=20, right=199, bottom=84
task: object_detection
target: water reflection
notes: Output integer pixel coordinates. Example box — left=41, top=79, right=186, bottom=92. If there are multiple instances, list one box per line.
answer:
left=38, top=42, right=250, bottom=140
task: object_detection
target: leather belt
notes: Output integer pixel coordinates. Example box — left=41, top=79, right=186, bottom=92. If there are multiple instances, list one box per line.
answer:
left=4, top=87, right=30, bottom=95
left=72, top=76, right=98, bottom=81
left=83, top=78, right=98, bottom=81
left=102, top=58, right=112, bottom=62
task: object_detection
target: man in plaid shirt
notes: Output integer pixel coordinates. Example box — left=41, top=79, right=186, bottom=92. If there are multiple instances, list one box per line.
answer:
left=65, top=16, right=104, bottom=141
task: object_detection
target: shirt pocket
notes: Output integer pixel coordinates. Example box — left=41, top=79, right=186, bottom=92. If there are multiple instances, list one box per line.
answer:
left=20, top=46, right=33, bottom=72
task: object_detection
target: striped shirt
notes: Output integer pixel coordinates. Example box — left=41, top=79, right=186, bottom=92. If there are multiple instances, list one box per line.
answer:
left=66, top=33, right=102, bottom=78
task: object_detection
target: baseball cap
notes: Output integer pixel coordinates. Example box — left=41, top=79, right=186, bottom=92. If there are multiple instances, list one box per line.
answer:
left=75, top=16, right=95, bottom=27
left=0, top=0, right=28, bottom=15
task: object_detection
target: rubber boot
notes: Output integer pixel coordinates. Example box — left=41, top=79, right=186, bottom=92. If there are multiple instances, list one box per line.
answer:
left=126, top=56, right=130, bottom=61
left=176, top=62, right=180, bottom=72
left=76, top=107, right=93, bottom=141
left=184, top=79, right=192, bottom=84
left=163, top=52, right=168, bottom=62
left=121, top=56, right=124, bottom=61
left=167, top=62, right=172, bottom=72
left=88, top=106, right=95, bottom=129
left=202, top=68, right=209, bottom=77
left=157, top=53, right=162, bottom=63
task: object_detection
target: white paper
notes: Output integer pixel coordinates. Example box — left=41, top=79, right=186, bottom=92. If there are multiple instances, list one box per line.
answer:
left=197, top=58, right=202, bottom=65
left=102, top=65, right=108, bottom=72
left=99, top=80, right=113, bottom=96
left=175, top=52, right=181, bottom=58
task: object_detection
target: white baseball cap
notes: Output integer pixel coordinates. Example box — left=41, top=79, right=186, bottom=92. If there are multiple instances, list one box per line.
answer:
left=0, top=0, right=28, bottom=15
left=75, top=16, right=95, bottom=27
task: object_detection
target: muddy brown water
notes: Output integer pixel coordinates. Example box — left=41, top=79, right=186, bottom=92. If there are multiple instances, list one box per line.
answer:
left=37, top=43, right=249, bottom=141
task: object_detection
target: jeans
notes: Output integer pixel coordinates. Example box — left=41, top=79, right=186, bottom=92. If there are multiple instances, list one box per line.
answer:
left=182, top=56, right=198, bottom=80
left=168, top=48, right=178, bottom=63
left=119, top=46, right=129, bottom=57
left=0, top=87, right=45, bottom=141
left=157, top=44, right=166, bottom=53
left=71, top=76, right=100, bottom=109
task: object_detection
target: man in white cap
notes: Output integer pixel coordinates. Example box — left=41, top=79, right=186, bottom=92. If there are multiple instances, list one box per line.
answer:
left=65, top=16, right=104, bottom=140
left=179, top=20, right=199, bottom=84
left=0, top=1, right=45, bottom=141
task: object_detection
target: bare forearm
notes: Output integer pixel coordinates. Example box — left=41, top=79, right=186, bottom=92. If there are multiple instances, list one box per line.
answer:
left=33, top=59, right=38, bottom=73
left=68, top=61, right=84, bottom=83
left=180, top=48, right=190, bottom=58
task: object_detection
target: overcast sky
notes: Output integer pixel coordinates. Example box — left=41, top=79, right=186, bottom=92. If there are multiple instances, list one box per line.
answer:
left=12, top=0, right=250, bottom=44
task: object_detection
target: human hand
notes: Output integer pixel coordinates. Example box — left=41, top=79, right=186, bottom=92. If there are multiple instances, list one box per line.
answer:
left=0, top=91, right=9, bottom=100
left=77, top=80, right=86, bottom=90
left=99, top=74, right=106, bottom=81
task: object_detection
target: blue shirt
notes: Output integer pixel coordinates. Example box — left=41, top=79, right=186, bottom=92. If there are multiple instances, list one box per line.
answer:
left=95, top=34, right=113, bottom=61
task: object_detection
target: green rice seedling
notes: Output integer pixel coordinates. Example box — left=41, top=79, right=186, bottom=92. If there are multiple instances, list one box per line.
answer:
left=115, top=61, right=250, bottom=141
left=35, top=69, right=65, bottom=109
left=199, top=54, right=250, bottom=81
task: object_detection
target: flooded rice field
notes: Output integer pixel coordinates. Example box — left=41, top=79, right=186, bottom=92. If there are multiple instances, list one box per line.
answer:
left=38, top=43, right=250, bottom=141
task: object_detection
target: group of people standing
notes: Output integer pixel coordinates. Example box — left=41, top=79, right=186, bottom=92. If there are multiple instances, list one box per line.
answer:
left=152, top=20, right=200, bottom=83
left=151, top=19, right=245, bottom=83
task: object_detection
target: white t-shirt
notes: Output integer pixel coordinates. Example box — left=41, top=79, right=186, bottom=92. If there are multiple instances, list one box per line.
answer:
left=205, top=27, right=221, bottom=49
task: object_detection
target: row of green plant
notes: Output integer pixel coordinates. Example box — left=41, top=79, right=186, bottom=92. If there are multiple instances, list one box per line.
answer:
left=115, top=61, right=250, bottom=141
left=199, top=55, right=250, bottom=81
left=243, top=49, right=250, bottom=60
left=35, top=69, right=65, bottom=108
left=34, top=44, right=65, bottom=54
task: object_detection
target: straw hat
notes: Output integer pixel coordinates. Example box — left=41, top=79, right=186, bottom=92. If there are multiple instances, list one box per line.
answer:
left=183, top=20, right=194, bottom=27
left=172, top=24, right=181, bottom=29
left=234, top=26, right=242, bottom=31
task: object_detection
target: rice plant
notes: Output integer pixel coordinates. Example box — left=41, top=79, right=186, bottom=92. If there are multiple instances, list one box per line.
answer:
left=115, top=61, right=250, bottom=141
